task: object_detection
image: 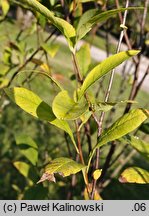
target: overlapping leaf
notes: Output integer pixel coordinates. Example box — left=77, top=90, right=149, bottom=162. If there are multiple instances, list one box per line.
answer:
left=52, top=90, right=88, bottom=120
left=76, top=43, right=91, bottom=77
left=38, top=157, right=86, bottom=183
left=88, top=109, right=149, bottom=170
left=5, top=87, right=78, bottom=152
left=123, top=135, right=149, bottom=160
left=15, top=134, right=38, bottom=165
left=20, top=0, right=76, bottom=49
left=77, top=50, right=140, bottom=100
left=119, top=167, right=149, bottom=184
left=76, top=7, right=143, bottom=41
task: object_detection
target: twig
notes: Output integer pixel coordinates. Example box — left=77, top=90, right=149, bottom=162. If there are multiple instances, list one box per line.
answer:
left=75, top=121, right=85, bottom=165
left=91, top=0, right=130, bottom=199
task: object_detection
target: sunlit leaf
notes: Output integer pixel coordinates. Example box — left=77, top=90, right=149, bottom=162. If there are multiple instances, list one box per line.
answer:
left=52, top=90, right=88, bottom=120
left=77, top=50, right=140, bottom=100
left=42, top=43, right=59, bottom=58
left=76, top=7, right=143, bottom=40
left=96, top=109, right=148, bottom=149
left=93, top=169, right=102, bottom=180
left=37, top=157, right=86, bottom=183
left=84, top=183, right=102, bottom=200
left=119, top=167, right=149, bottom=184
left=76, top=43, right=91, bottom=77
left=1, top=0, right=10, bottom=17
left=88, top=109, right=149, bottom=170
left=20, top=0, right=76, bottom=49
left=15, top=134, right=38, bottom=165
left=5, top=87, right=78, bottom=152
left=14, top=161, right=30, bottom=178
left=78, top=111, right=92, bottom=131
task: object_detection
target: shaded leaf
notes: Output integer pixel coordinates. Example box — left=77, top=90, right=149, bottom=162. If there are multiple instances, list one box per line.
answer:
left=76, top=7, right=143, bottom=40
left=13, top=161, right=30, bottom=178
left=88, top=109, right=149, bottom=170
left=139, top=122, right=149, bottom=134
left=77, top=50, right=140, bottom=100
left=119, top=167, right=149, bottom=184
left=78, top=111, right=92, bottom=131
left=123, top=135, right=149, bottom=161
left=4, top=87, right=55, bottom=121
left=38, top=157, right=86, bottom=183
left=5, top=87, right=78, bottom=153
left=20, top=0, right=76, bottom=49
left=15, top=134, right=38, bottom=165
left=94, top=100, right=137, bottom=112
left=76, top=43, right=91, bottom=76
left=52, top=90, right=88, bottom=120
left=41, top=43, right=59, bottom=58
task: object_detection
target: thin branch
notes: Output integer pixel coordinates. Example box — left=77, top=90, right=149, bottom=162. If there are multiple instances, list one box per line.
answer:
left=91, top=0, right=130, bottom=199
left=75, top=121, right=85, bottom=165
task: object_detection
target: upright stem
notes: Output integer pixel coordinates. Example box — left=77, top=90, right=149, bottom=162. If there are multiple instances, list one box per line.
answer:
left=91, top=0, right=129, bottom=199
left=98, top=0, right=149, bottom=188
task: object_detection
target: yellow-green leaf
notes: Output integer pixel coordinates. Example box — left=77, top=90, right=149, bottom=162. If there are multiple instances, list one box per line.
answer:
left=76, top=43, right=91, bottom=77
left=88, top=109, right=149, bottom=170
left=20, top=0, right=76, bottom=49
left=77, top=50, right=140, bottom=100
left=93, top=169, right=102, bottom=180
left=119, top=167, right=149, bottom=184
left=15, top=134, right=38, bottom=165
left=1, top=0, right=10, bottom=17
left=41, top=43, right=59, bottom=58
left=96, top=109, right=148, bottom=149
left=4, top=87, right=78, bottom=153
left=76, top=7, right=143, bottom=41
left=14, top=161, right=30, bottom=177
left=38, top=157, right=86, bottom=183
left=123, top=135, right=149, bottom=160
left=52, top=90, right=88, bottom=120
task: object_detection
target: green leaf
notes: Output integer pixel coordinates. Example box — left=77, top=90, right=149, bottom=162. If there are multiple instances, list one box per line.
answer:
left=77, top=50, right=140, bottom=100
left=41, top=43, right=59, bottom=58
left=96, top=109, right=148, bottom=149
left=15, top=134, right=38, bottom=165
left=94, top=100, right=137, bottom=112
left=13, top=161, right=30, bottom=178
left=13, top=161, right=37, bottom=185
left=139, top=122, right=149, bottom=134
left=4, top=87, right=78, bottom=153
left=1, top=0, right=10, bottom=17
left=52, top=90, right=88, bottom=120
left=76, top=7, right=143, bottom=40
left=119, top=167, right=149, bottom=184
left=4, top=87, right=55, bottom=121
left=88, top=109, right=149, bottom=170
left=20, top=0, right=76, bottom=49
left=37, top=157, right=86, bottom=183
left=76, top=43, right=91, bottom=77
left=79, top=111, right=92, bottom=131
left=123, top=135, right=149, bottom=161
